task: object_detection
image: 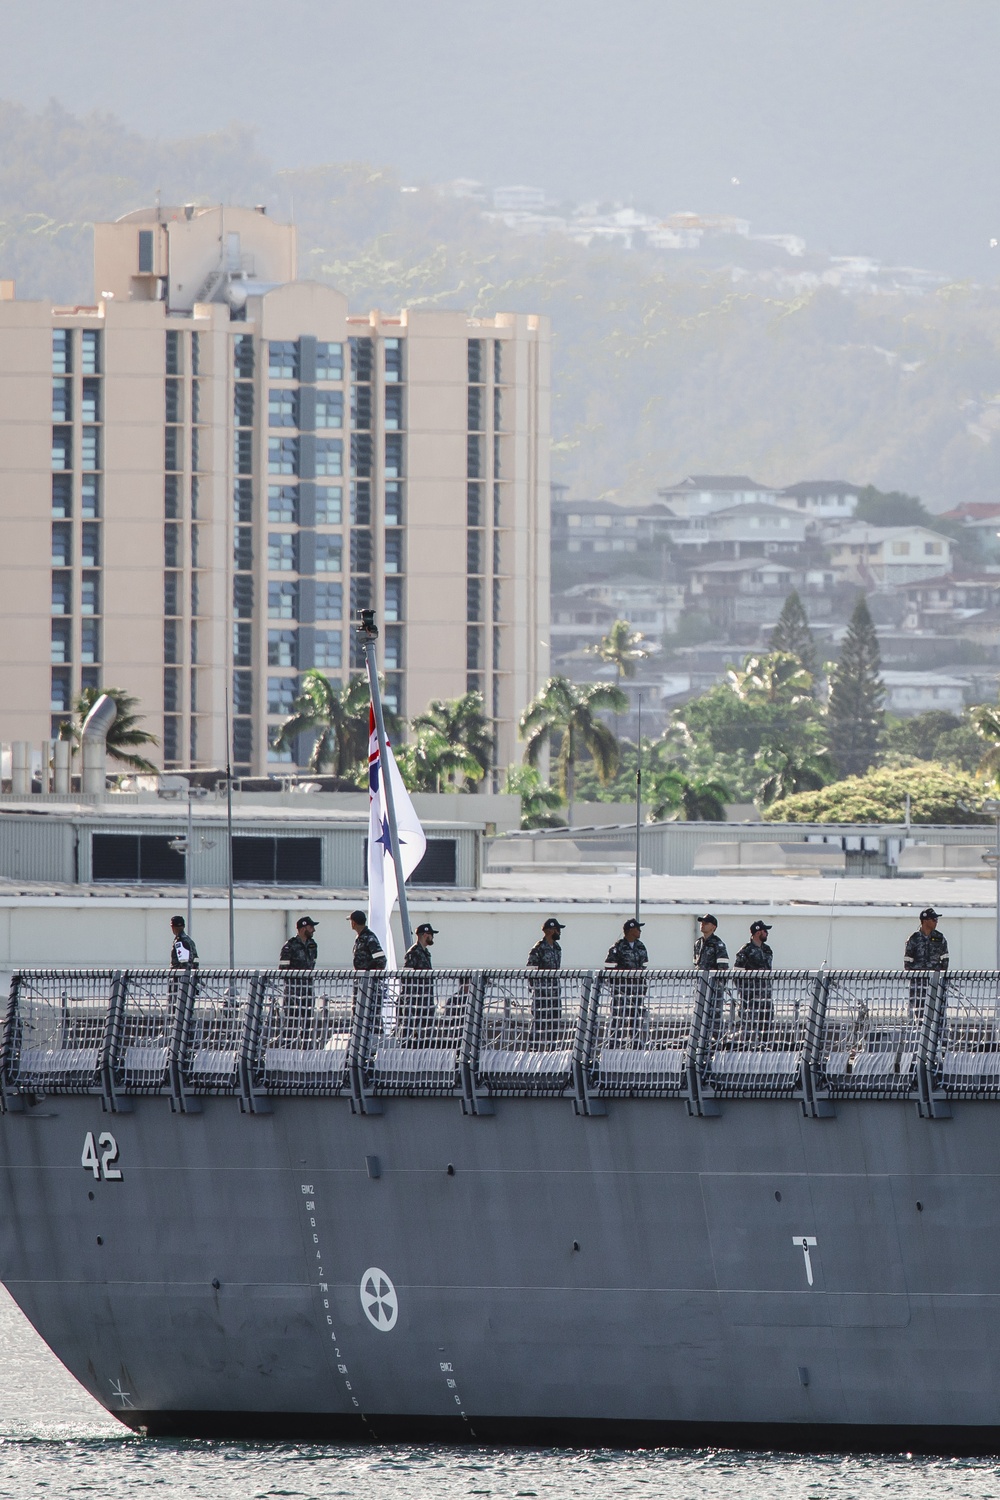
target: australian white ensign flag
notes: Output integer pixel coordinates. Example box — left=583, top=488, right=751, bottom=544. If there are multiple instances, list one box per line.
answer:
left=367, top=705, right=426, bottom=968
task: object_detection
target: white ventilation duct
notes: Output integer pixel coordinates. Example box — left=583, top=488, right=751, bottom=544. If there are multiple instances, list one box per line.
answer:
left=80, top=694, right=117, bottom=795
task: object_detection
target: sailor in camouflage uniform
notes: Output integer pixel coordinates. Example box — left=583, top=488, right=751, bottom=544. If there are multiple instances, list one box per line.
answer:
left=604, top=918, right=649, bottom=1046
left=733, top=920, right=774, bottom=1041
left=693, top=915, right=729, bottom=970
left=348, top=908, right=388, bottom=1041
left=904, top=906, right=949, bottom=1016
left=526, top=918, right=564, bottom=1049
left=278, top=916, right=318, bottom=1045
left=398, top=923, right=438, bottom=1047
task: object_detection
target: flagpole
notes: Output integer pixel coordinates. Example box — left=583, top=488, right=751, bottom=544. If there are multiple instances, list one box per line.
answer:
left=357, top=610, right=413, bottom=952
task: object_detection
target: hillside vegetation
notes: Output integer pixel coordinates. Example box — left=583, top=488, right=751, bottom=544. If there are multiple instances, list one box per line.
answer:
left=3, top=101, right=1000, bottom=508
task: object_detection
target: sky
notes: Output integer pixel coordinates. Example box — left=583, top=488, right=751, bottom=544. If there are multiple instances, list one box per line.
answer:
left=2, top=0, right=999, bottom=278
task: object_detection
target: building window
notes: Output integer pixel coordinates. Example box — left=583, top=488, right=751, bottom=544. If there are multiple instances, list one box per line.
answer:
left=233, top=478, right=253, bottom=525
left=313, top=631, right=342, bottom=669
left=891, top=542, right=911, bottom=557
left=81, top=573, right=100, bottom=616
left=315, top=391, right=343, bottom=428
left=385, top=433, right=404, bottom=477
left=267, top=676, right=298, bottom=715
left=316, top=342, right=344, bottom=381
left=315, top=534, right=343, bottom=573
left=383, top=625, right=403, bottom=670
left=467, top=577, right=482, bottom=621
left=268, top=436, right=298, bottom=474
left=315, top=581, right=344, bottom=620
left=268, top=629, right=298, bottom=667
left=233, top=670, right=253, bottom=714
left=268, top=388, right=297, bottom=427
left=51, top=522, right=72, bottom=567
left=315, top=486, right=342, bottom=524
left=233, top=835, right=322, bottom=884
left=165, top=330, right=181, bottom=375
left=467, top=386, right=483, bottom=432
left=350, top=383, right=372, bottom=431
left=165, top=427, right=181, bottom=472
left=315, top=438, right=343, bottom=476
left=384, top=387, right=404, bottom=430
left=81, top=426, right=101, bottom=471
left=52, top=474, right=72, bottom=518
left=494, top=339, right=503, bottom=383
left=163, top=667, right=180, bottom=712
left=268, top=340, right=298, bottom=379
left=468, top=339, right=483, bottom=383
left=349, top=336, right=374, bottom=383
left=51, top=573, right=71, bottom=615
left=164, top=572, right=180, bottom=616
left=233, top=526, right=253, bottom=571
left=467, top=531, right=482, bottom=575
left=383, top=674, right=403, bottom=717
left=51, top=620, right=71, bottom=663
left=233, top=333, right=254, bottom=378
left=350, top=482, right=371, bottom=525
left=268, top=532, right=296, bottom=571
left=164, top=522, right=181, bottom=567
left=234, top=382, right=254, bottom=426
left=385, top=578, right=403, bottom=622
left=81, top=378, right=101, bottom=423
left=81, top=522, right=100, bottom=567
left=467, top=435, right=482, bottom=478
left=51, top=427, right=72, bottom=470
left=52, top=378, right=72, bottom=421
left=50, top=668, right=72, bottom=712
left=80, top=330, right=101, bottom=376
left=384, top=481, right=403, bottom=526
left=268, top=581, right=297, bottom=620
left=350, top=529, right=372, bottom=574
left=138, top=229, right=154, bottom=273
left=385, top=532, right=403, bottom=574
left=267, top=485, right=298, bottom=524
left=81, top=619, right=100, bottom=664
left=467, top=482, right=482, bottom=526
left=233, top=717, right=253, bottom=764
left=233, top=622, right=252, bottom=666
left=925, top=541, right=943, bottom=555
left=384, top=337, right=404, bottom=383
left=467, top=626, right=482, bottom=670
left=165, top=378, right=182, bottom=422
left=234, top=576, right=254, bottom=618
left=52, top=329, right=71, bottom=375
left=349, top=434, right=372, bottom=478
left=493, top=386, right=503, bottom=430
left=92, top=834, right=185, bottom=885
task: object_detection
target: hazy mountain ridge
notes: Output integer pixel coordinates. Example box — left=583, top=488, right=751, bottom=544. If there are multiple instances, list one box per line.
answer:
left=2, top=100, right=998, bottom=510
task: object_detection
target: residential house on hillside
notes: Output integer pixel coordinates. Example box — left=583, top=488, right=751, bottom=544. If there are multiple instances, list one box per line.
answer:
left=828, top=525, right=952, bottom=586
left=687, top=557, right=797, bottom=631
left=776, top=479, right=860, bottom=522
left=664, top=502, right=808, bottom=558
left=897, top=573, right=1000, bottom=632
left=880, top=671, right=970, bottom=716
left=656, top=475, right=780, bottom=519
left=550, top=497, right=668, bottom=557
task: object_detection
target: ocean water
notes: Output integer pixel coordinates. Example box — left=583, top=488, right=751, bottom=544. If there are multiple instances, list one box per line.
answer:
left=0, top=1289, right=998, bottom=1500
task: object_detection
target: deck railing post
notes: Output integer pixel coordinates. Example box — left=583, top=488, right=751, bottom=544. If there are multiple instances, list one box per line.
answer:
left=685, top=974, right=721, bottom=1117
left=238, top=972, right=272, bottom=1114
left=101, top=970, right=132, bottom=1114
left=347, top=974, right=383, bottom=1115
left=572, top=972, right=607, bottom=1116
left=916, top=972, right=952, bottom=1120
left=801, top=971, right=835, bottom=1118
left=0, top=974, right=23, bottom=1113
left=168, top=970, right=201, bottom=1114
left=459, top=971, right=492, bottom=1115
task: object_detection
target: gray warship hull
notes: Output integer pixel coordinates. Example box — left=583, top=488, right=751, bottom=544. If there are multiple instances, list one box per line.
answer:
left=2, top=964, right=1000, bottom=1449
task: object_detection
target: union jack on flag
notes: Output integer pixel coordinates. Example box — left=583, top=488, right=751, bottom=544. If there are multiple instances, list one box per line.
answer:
left=367, top=705, right=426, bottom=969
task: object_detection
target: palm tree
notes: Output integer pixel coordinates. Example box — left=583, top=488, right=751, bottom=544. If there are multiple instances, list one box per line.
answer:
left=647, top=769, right=730, bottom=822
left=411, top=691, right=493, bottom=785
left=727, top=651, right=814, bottom=705
left=60, top=687, right=158, bottom=773
left=588, top=619, right=648, bottom=682
left=519, top=676, right=627, bottom=822
left=502, top=764, right=565, bottom=829
left=273, top=671, right=399, bottom=776
left=971, top=704, right=1000, bottom=787
left=755, top=745, right=835, bottom=807
left=395, top=726, right=486, bottom=793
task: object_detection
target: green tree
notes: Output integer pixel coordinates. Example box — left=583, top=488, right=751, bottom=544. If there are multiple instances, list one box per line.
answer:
left=587, top=618, right=648, bottom=682
left=272, top=671, right=398, bottom=775
left=647, top=769, right=730, bottom=822
left=762, top=763, right=986, bottom=824
left=519, top=676, right=627, bottom=821
left=394, top=726, right=485, bottom=793
left=826, top=594, right=885, bottom=776
left=410, top=691, right=493, bottom=784
left=727, top=651, right=814, bottom=705
left=769, top=591, right=817, bottom=676
left=502, top=764, right=566, bottom=829
left=755, top=744, right=835, bottom=807
left=61, top=687, right=158, bottom=773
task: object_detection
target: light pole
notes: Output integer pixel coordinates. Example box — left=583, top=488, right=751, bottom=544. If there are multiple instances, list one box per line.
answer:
left=982, top=798, right=1000, bottom=970
left=168, top=786, right=213, bottom=938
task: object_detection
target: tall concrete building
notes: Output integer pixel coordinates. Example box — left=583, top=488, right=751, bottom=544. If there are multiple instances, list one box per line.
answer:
left=0, top=204, right=550, bottom=777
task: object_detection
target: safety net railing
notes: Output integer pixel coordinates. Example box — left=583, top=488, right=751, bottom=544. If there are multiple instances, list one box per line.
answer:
left=811, top=971, right=926, bottom=1099
left=251, top=970, right=356, bottom=1096
left=475, top=970, right=591, bottom=1095
left=588, top=969, right=698, bottom=1097
left=704, top=970, right=812, bottom=1098
left=933, top=972, right=1000, bottom=1097
left=3, top=971, right=118, bottom=1094
left=366, top=969, right=475, bottom=1096
left=4, top=967, right=998, bottom=1106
